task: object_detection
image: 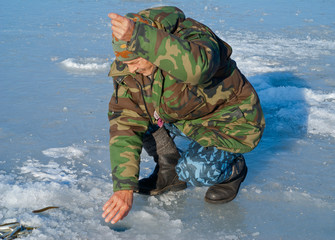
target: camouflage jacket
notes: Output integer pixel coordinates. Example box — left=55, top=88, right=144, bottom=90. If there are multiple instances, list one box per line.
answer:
left=108, top=6, right=265, bottom=191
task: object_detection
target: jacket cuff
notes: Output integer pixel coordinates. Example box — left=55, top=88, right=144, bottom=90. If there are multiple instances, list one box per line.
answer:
left=113, top=177, right=139, bottom=192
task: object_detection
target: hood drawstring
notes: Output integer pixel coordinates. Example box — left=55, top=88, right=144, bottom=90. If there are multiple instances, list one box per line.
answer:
left=114, top=80, right=119, bottom=104
left=113, top=76, right=124, bottom=104
left=133, top=77, right=154, bottom=125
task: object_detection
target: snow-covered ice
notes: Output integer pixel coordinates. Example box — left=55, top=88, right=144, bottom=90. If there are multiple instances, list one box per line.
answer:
left=1, top=0, right=335, bottom=239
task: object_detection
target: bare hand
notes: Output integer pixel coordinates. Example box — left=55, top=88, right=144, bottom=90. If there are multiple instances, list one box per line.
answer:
left=102, top=190, right=133, bottom=224
left=108, top=13, right=135, bottom=41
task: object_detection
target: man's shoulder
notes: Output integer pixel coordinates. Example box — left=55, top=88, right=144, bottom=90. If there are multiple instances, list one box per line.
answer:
left=138, top=6, right=185, bottom=33
left=138, top=6, right=184, bottom=22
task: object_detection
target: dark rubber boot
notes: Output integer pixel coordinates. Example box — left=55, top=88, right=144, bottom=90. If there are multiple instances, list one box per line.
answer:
left=150, top=153, right=187, bottom=196
left=136, top=132, right=159, bottom=194
left=138, top=163, right=159, bottom=194
left=204, top=155, right=247, bottom=204
left=139, top=127, right=186, bottom=195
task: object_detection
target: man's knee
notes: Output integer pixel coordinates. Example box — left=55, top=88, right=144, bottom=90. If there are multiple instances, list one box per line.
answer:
left=176, top=141, right=242, bottom=186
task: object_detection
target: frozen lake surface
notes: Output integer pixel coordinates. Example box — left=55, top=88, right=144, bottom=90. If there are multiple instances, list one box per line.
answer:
left=1, top=0, right=335, bottom=239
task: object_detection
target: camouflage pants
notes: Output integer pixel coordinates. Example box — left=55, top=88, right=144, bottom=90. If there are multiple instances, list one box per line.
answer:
left=164, top=124, right=243, bottom=186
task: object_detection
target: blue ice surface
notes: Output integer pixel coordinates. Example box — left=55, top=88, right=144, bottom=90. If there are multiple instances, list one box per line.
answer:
left=0, top=0, right=335, bottom=239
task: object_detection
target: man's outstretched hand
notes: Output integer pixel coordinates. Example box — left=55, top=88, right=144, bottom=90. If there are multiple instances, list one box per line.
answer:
left=108, top=13, right=134, bottom=41
left=102, top=190, right=133, bottom=224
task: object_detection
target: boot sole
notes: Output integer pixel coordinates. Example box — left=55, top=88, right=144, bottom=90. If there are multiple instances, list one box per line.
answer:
left=204, top=167, right=248, bottom=204
left=150, top=182, right=187, bottom=196
left=204, top=193, right=237, bottom=204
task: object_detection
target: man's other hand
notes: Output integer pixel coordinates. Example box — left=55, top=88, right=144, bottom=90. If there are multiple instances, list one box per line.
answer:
left=102, top=190, right=133, bottom=224
left=108, top=13, right=134, bottom=41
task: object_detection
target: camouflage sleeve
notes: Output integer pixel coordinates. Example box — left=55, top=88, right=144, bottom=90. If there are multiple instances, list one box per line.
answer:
left=127, top=17, right=221, bottom=85
left=108, top=80, right=149, bottom=191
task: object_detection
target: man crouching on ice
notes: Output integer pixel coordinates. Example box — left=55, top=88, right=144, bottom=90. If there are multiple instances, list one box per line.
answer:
left=102, top=6, right=265, bottom=224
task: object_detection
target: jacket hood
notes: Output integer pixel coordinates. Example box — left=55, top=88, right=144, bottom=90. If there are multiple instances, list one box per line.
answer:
left=109, top=6, right=186, bottom=78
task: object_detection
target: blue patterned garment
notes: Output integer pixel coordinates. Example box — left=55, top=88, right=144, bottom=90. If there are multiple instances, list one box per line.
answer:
left=165, top=124, right=243, bottom=186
